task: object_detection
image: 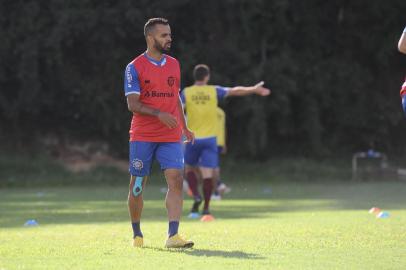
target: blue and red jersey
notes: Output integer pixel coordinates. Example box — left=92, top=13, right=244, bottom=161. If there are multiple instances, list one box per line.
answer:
left=124, top=53, right=182, bottom=142
left=401, top=78, right=406, bottom=97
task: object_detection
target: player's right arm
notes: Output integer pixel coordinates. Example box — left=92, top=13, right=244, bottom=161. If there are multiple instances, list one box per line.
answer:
left=124, top=63, right=177, bottom=128
left=398, top=26, right=406, bottom=54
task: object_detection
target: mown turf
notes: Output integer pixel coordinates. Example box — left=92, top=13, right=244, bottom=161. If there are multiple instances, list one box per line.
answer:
left=0, top=181, right=405, bottom=270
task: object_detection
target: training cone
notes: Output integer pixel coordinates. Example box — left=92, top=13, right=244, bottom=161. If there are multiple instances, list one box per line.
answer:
left=24, top=219, right=39, bottom=226
left=376, top=211, right=390, bottom=218
left=200, top=214, right=215, bottom=222
left=188, top=212, right=200, bottom=219
left=368, top=207, right=381, bottom=214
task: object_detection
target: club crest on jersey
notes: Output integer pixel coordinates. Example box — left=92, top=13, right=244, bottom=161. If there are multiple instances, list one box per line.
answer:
left=132, top=159, right=143, bottom=170
left=167, top=76, right=175, bottom=87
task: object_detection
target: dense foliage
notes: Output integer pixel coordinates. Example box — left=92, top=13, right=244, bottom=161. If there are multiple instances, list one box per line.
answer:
left=1, top=0, right=406, bottom=158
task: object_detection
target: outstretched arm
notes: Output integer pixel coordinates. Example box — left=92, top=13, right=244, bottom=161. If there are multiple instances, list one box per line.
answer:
left=398, top=27, right=406, bottom=54
left=226, top=81, right=271, bottom=97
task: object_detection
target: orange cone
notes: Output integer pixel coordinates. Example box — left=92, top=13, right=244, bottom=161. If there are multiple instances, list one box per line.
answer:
left=200, top=214, right=215, bottom=222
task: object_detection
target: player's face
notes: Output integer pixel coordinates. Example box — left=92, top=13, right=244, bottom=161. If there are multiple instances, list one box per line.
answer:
left=152, top=24, right=172, bottom=53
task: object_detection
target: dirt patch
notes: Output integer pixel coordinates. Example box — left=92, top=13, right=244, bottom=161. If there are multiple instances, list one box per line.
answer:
left=41, top=136, right=128, bottom=173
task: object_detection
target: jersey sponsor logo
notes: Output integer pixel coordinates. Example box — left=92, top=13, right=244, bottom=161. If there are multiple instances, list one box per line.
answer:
left=167, top=76, right=175, bottom=87
left=132, top=159, right=143, bottom=170
left=144, top=90, right=174, bottom=98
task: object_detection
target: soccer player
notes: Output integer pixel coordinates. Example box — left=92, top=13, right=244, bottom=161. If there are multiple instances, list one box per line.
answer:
left=124, top=18, right=195, bottom=248
left=398, top=26, right=406, bottom=116
left=182, top=64, right=270, bottom=221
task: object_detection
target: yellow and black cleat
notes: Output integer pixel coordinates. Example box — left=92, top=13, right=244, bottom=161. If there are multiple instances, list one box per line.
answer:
left=132, top=236, right=144, bottom=247
left=165, top=234, right=194, bottom=248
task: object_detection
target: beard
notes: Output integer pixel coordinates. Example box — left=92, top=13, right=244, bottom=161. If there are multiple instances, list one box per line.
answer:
left=153, top=38, right=171, bottom=53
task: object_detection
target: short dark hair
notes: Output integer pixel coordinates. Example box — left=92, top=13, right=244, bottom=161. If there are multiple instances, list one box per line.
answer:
left=193, top=64, right=210, bottom=81
left=144, top=18, right=169, bottom=36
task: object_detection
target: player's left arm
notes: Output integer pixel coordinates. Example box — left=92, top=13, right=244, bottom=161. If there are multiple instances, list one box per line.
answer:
left=398, top=26, right=406, bottom=54
left=177, top=95, right=195, bottom=144
left=225, top=81, right=271, bottom=97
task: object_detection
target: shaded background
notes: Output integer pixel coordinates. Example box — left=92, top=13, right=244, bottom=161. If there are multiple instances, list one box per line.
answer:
left=1, top=0, right=406, bottom=160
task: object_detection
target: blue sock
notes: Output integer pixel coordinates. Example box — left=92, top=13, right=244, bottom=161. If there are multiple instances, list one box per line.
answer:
left=132, top=222, right=143, bottom=238
left=168, top=221, right=179, bottom=237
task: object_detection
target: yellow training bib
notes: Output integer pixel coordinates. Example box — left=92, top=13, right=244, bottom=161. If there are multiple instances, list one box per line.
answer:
left=184, top=85, right=218, bottom=138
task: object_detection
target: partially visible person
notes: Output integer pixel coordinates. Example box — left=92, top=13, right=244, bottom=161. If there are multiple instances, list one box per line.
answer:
left=211, top=107, right=231, bottom=201
left=398, top=26, right=406, bottom=54
left=398, top=26, right=406, bottom=116
left=401, top=80, right=406, bottom=117
left=183, top=107, right=231, bottom=201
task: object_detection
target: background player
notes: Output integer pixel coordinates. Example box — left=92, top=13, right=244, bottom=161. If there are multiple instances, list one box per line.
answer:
left=211, top=107, right=231, bottom=200
left=188, top=107, right=230, bottom=201
left=398, top=25, right=406, bottom=116
left=182, top=64, right=270, bottom=221
left=124, top=18, right=195, bottom=248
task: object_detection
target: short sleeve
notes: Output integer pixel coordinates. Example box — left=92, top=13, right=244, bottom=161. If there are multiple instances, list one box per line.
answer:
left=215, top=86, right=230, bottom=100
left=124, top=63, right=140, bottom=96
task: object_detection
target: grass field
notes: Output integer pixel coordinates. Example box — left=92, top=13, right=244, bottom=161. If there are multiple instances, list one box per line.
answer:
left=1, top=180, right=405, bottom=270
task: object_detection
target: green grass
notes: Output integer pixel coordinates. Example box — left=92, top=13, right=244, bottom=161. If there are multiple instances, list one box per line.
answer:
left=1, top=181, right=405, bottom=270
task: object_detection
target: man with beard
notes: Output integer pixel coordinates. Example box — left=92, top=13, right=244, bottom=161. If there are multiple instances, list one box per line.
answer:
left=124, top=18, right=195, bottom=248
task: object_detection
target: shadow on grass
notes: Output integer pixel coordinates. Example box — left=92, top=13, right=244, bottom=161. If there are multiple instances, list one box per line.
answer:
left=143, top=246, right=265, bottom=259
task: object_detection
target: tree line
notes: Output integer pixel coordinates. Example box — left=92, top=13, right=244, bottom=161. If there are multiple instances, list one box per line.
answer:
left=1, top=0, right=406, bottom=159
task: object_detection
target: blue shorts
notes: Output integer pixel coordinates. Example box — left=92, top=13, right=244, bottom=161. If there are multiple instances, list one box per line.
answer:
left=402, top=95, right=406, bottom=117
left=129, top=141, right=184, bottom=177
left=185, top=137, right=218, bottom=168
left=197, top=146, right=222, bottom=167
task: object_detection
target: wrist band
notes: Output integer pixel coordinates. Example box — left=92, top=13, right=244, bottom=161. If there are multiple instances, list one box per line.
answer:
left=404, top=26, right=406, bottom=33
